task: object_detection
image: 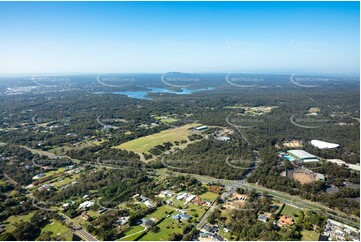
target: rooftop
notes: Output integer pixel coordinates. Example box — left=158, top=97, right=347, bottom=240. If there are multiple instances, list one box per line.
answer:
left=287, top=149, right=317, bottom=159
left=311, top=140, right=340, bottom=149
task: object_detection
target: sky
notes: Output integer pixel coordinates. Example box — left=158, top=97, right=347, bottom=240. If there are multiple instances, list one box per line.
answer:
left=0, top=1, right=359, bottom=75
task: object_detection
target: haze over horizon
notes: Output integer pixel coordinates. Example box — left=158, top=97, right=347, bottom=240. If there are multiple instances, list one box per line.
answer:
left=0, top=1, right=359, bottom=75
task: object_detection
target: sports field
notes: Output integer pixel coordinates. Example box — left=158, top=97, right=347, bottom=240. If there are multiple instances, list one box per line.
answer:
left=114, top=123, right=200, bottom=154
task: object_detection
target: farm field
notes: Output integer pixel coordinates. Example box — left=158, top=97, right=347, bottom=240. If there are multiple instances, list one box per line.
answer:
left=114, top=123, right=200, bottom=154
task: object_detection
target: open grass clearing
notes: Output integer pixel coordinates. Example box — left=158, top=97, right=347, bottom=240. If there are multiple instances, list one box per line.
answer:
left=4, top=212, right=35, bottom=233
left=114, top=123, right=201, bottom=154
left=199, top=192, right=219, bottom=202
left=139, top=215, right=189, bottom=241
left=40, top=219, right=71, bottom=240
left=118, top=226, right=145, bottom=241
left=145, top=206, right=174, bottom=221
left=280, top=204, right=301, bottom=217
left=301, top=230, right=320, bottom=241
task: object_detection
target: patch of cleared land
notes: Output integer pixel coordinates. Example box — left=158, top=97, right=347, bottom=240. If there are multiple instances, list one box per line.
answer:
left=282, top=140, right=303, bottom=148
left=154, top=115, right=178, bottom=124
left=114, top=123, right=201, bottom=154
left=49, top=139, right=107, bottom=155
left=308, top=107, right=320, bottom=113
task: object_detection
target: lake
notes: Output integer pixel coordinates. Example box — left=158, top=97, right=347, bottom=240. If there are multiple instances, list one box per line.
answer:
left=93, top=87, right=214, bottom=100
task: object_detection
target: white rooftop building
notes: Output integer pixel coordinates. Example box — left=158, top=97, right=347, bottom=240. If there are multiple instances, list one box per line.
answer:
left=311, top=140, right=340, bottom=149
left=79, top=201, right=94, bottom=210
left=216, top=136, right=231, bottom=141
left=185, top=195, right=196, bottom=204
left=287, top=150, right=319, bottom=163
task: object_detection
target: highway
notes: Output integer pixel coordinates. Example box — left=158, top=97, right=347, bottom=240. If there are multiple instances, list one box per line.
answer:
left=156, top=169, right=360, bottom=229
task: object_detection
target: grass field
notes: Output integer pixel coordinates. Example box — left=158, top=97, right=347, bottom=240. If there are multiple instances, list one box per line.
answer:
left=154, top=115, right=178, bottom=124
left=118, top=226, right=145, bottom=241
left=40, top=219, right=71, bottom=240
left=280, top=204, right=300, bottom=217
left=199, top=192, right=219, bottom=202
left=114, top=123, right=200, bottom=154
left=139, top=215, right=189, bottom=241
left=43, top=167, right=65, bottom=177
left=4, top=212, right=35, bottom=233
left=145, top=206, right=174, bottom=221
left=301, top=230, right=320, bottom=241
left=186, top=203, right=207, bottom=220
left=53, top=173, right=81, bottom=188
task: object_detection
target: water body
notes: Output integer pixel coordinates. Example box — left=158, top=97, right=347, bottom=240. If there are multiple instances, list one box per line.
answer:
left=94, top=87, right=214, bottom=100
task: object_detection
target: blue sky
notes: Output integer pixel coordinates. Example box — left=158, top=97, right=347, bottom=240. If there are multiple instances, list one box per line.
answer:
left=0, top=1, right=359, bottom=75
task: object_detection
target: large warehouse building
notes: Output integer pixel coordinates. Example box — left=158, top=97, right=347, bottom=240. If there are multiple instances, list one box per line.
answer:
left=287, top=149, right=319, bottom=163
left=311, top=140, right=340, bottom=149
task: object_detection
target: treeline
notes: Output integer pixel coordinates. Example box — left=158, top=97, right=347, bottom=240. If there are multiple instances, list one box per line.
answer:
left=158, top=139, right=254, bottom=180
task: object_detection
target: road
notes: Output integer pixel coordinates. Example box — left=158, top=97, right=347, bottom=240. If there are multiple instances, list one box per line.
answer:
left=196, top=194, right=223, bottom=229
left=156, top=169, right=360, bottom=229
left=21, top=145, right=70, bottom=159
left=3, top=173, right=19, bottom=186
left=59, top=213, right=98, bottom=241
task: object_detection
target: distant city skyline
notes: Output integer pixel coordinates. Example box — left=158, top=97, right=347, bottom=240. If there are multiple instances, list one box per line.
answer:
left=0, top=1, right=359, bottom=75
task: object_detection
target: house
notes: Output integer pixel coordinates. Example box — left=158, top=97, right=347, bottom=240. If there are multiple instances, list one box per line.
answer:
left=258, top=214, right=269, bottom=223
left=144, top=200, right=155, bottom=208
left=79, top=201, right=94, bottom=210
left=185, top=195, right=196, bottom=204
left=98, top=208, right=107, bottom=214
left=33, top=173, right=46, bottom=180
left=216, top=136, right=231, bottom=142
left=193, top=196, right=205, bottom=205
left=277, top=215, right=294, bottom=227
left=138, top=218, right=155, bottom=228
left=158, top=190, right=174, bottom=198
left=165, top=199, right=173, bottom=205
left=81, top=211, right=90, bottom=221
left=315, top=173, right=325, bottom=181
left=195, top=125, right=208, bottom=131
left=115, top=216, right=129, bottom=226
left=139, top=195, right=148, bottom=202
left=175, top=193, right=187, bottom=200
left=202, top=224, right=219, bottom=234
left=172, top=213, right=191, bottom=221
